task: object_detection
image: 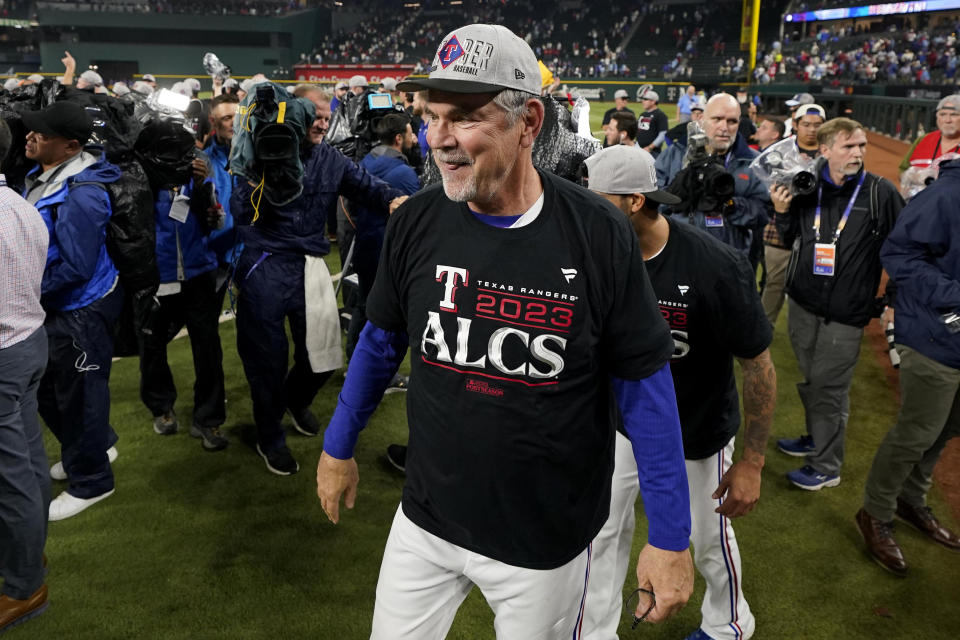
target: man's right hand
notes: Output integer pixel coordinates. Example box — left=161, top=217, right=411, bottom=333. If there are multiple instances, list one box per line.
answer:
left=769, top=184, right=793, bottom=213
left=316, top=451, right=359, bottom=524
left=61, top=51, right=76, bottom=71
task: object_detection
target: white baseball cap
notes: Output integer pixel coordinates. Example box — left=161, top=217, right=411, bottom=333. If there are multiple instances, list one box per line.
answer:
left=795, top=104, right=826, bottom=120
left=26, top=74, right=44, bottom=83
left=585, top=145, right=680, bottom=204
left=142, top=73, right=157, bottom=83
left=397, top=23, right=540, bottom=95
left=640, top=89, right=659, bottom=102
left=614, top=89, right=629, bottom=99
left=380, top=77, right=398, bottom=92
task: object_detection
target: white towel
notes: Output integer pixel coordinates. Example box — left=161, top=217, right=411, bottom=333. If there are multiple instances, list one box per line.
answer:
left=304, top=255, right=343, bottom=373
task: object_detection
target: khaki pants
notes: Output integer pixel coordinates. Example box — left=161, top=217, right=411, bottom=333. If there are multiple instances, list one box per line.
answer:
left=863, top=346, right=960, bottom=521
left=761, top=244, right=792, bottom=326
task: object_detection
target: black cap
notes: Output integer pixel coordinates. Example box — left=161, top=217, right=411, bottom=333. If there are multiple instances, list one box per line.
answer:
left=21, top=101, right=94, bottom=145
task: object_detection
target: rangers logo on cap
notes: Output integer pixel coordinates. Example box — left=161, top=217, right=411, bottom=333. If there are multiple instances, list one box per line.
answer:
left=439, top=36, right=465, bottom=69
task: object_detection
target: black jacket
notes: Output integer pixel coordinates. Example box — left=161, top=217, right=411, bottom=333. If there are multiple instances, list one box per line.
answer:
left=777, top=161, right=904, bottom=327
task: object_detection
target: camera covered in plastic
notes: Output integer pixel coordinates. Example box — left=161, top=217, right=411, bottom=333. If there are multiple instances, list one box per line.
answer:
left=900, top=152, right=960, bottom=200
left=666, top=122, right=736, bottom=214
left=749, top=137, right=817, bottom=197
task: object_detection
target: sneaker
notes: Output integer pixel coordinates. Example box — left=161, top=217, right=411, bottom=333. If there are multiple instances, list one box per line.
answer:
left=50, top=446, right=117, bottom=481
left=189, top=424, right=228, bottom=451
left=683, top=629, right=720, bottom=640
left=256, top=443, right=299, bottom=476
left=777, top=434, right=816, bottom=457
left=48, top=489, right=115, bottom=521
left=386, top=444, right=407, bottom=472
left=153, top=410, right=179, bottom=435
left=787, top=465, right=841, bottom=491
left=384, top=374, right=409, bottom=395
left=288, top=406, right=321, bottom=437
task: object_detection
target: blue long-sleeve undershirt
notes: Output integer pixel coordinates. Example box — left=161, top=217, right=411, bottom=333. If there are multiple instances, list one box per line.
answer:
left=323, top=324, right=691, bottom=551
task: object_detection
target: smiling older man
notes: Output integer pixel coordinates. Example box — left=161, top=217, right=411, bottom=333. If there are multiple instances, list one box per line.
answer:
left=316, top=22, right=694, bottom=640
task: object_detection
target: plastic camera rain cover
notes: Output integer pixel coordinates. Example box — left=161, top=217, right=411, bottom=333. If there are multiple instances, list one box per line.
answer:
left=203, top=52, right=231, bottom=81
left=749, top=138, right=818, bottom=195
left=900, top=152, right=960, bottom=200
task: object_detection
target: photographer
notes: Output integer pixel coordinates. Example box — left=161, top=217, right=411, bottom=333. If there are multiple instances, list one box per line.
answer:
left=656, top=93, right=770, bottom=266
left=231, top=86, right=406, bottom=476
left=772, top=118, right=904, bottom=490
left=135, top=118, right=227, bottom=452
left=345, top=112, right=419, bottom=361
left=203, top=93, right=241, bottom=295
left=856, top=158, right=960, bottom=575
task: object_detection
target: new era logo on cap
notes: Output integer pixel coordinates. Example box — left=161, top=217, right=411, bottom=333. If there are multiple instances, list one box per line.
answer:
left=439, top=36, right=465, bottom=69
left=515, top=69, right=525, bottom=80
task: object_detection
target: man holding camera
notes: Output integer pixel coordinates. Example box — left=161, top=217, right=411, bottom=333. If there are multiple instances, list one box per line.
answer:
left=231, top=87, right=406, bottom=476
left=656, top=93, right=770, bottom=266
left=772, top=118, right=904, bottom=490
left=135, top=119, right=227, bottom=452
left=855, top=158, right=960, bottom=575
left=583, top=145, right=776, bottom=640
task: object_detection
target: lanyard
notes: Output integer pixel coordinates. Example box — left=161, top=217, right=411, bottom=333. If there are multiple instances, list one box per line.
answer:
left=813, top=171, right=865, bottom=244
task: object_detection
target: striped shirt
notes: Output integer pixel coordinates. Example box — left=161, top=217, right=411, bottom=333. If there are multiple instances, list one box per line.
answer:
left=0, top=174, right=48, bottom=349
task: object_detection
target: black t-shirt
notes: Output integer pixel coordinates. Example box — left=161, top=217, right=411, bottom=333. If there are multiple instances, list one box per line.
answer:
left=644, top=218, right=772, bottom=459
left=602, top=105, right=635, bottom=125
left=367, top=172, right=674, bottom=569
left=636, top=108, right=669, bottom=147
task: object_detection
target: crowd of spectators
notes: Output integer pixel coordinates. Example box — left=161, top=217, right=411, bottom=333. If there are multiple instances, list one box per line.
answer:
left=34, top=0, right=303, bottom=16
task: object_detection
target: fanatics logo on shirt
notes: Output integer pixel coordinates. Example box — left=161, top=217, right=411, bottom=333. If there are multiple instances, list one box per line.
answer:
left=678, top=285, right=690, bottom=296
left=561, top=267, right=578, bottom=283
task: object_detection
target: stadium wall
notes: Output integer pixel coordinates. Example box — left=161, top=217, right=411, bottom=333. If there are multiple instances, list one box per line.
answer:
left=36, top=8, right=330, bottom=77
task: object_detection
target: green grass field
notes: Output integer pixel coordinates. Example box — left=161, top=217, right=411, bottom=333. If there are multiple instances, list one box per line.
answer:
left=17, top=104, right=960, bottom=638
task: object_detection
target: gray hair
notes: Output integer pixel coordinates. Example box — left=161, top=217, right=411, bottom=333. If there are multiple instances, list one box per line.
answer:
left=493, top=89, right=535, bottom=125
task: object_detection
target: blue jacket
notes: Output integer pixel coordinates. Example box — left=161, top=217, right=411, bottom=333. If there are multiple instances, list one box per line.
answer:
left=203, top=137, right=239, bottom=264
left=881, top=160, right=960, bottom=369
left=655, top=133, right=770, bottom=257
left=154, top=180, right=218, bottom=283
left=231, top=141, right=401, bottom=257
left=29, top=158, right=120, bottom=312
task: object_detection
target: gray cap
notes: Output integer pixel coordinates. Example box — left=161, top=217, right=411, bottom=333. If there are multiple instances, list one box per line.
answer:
left=239, top=78, right=256, bottom=93
left=132, top=80, right=154, bottom=95
left=937, top=94, right=960, bottom=112
left=397, top=23, right=540, bottom=95
left=79, top=70, right=103, bottom=87
left=26, top=74, right=44, bottom=84
left=614, top=89, right=628, bottom=99
left=223, top=77, right=239, bottom=89
left=142, top=73, right=156, bottom=83
left=112, top=81, right=130, bottom=96
left=349, top=74, right=368, bottom=88
left=335, top=80, right=348, bottom=90
left=184, top=78, right=201, bottom=92
left=786, top=92, right=814, bottom=107
left=690, top=98, right=705, bottom=112
left=795, top=103, right=826, bottom=120
left=380, top=77, right=398, bottom=92
left=585, top=145, right=681, bottom=204
left=640, top=89, right=659, bottom=102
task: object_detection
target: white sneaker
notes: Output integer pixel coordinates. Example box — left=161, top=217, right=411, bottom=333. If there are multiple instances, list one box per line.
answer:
left=48, top=488, right=115, bottom=521
left=49, top=446, right=118, bottom=482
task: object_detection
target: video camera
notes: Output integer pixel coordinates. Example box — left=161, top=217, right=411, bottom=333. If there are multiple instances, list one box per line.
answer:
left=326, top=88, right=405, bottom=161
left=749, top=138, right=817, bottom=197
left=665, top=122, right=735, bottom=215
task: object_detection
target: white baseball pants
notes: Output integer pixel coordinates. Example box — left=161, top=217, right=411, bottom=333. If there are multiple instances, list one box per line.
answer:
left=582, top=433, right=755, bottom=640
left=370, top=504, right=593, bottom=640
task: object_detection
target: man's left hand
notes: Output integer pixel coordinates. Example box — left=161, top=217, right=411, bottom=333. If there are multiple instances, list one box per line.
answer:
left=634, top=544, right=693, bottom=623
left=712, top=459, right=762, bottom=518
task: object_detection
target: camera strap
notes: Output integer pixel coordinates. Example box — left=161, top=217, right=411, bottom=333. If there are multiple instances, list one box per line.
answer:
left=813, top=171, right=865, bottom=245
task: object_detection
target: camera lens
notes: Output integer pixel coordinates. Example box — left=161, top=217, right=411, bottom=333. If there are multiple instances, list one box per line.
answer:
left=792, top=170, right=817, bottom=196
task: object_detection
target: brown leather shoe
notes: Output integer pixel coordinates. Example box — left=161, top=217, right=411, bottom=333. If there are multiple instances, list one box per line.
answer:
left=0, top=583, right=49, bottom=633
left=855, top=509, right=908, bottom=576
left=896, top=498, right=960, bottom=551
